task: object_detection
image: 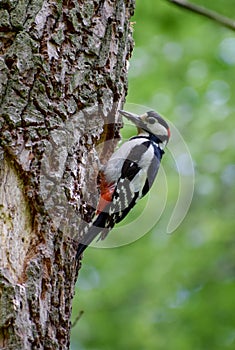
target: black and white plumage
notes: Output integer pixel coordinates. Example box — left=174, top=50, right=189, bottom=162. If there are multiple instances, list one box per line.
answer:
left=76, top=110, right=170, bottom=259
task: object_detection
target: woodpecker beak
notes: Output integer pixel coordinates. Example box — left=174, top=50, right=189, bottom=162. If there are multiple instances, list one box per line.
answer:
left=118, top=110, right=144, bottom=129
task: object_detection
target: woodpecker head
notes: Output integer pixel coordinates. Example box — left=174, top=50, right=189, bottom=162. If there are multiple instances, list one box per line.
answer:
left=119, top=110, right=170, bottom=149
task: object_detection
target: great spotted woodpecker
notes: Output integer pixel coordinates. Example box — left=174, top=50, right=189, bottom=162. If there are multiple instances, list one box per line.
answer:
left=76, top=110, right=170, bottom=259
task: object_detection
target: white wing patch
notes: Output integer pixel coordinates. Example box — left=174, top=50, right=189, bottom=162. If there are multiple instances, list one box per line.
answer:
left=129, top=145, right=155, bottom=194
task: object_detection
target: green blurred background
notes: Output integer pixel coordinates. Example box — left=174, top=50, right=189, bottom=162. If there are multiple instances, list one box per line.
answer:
left=71, top=1, right=235, bottom=349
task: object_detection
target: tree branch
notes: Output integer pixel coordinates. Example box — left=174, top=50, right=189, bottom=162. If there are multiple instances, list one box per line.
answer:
left=166, top=0, right=235, bottom=31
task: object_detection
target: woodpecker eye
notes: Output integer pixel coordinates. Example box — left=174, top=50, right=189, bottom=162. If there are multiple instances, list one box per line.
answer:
left=147, top=117, right=156, bottom=124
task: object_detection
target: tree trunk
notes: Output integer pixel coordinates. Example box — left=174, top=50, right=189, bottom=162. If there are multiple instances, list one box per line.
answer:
left=0, top=0, right=134, bottom=348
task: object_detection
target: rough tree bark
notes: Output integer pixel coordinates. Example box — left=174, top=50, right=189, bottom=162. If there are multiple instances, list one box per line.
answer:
left=0, top=0, right=134, bottom=349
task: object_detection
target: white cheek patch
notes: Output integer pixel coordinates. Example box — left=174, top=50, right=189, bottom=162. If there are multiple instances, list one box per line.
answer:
left=152, top=122, right=168, bottom=137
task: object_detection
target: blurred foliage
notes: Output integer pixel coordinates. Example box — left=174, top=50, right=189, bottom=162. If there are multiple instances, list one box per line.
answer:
left=71, top=1, right=235, bottom=349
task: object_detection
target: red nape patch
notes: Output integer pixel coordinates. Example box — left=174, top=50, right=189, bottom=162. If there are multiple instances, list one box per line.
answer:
left=167, top=127, right=171, bottom=139
left=96, top=175, right=115, bottom=214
